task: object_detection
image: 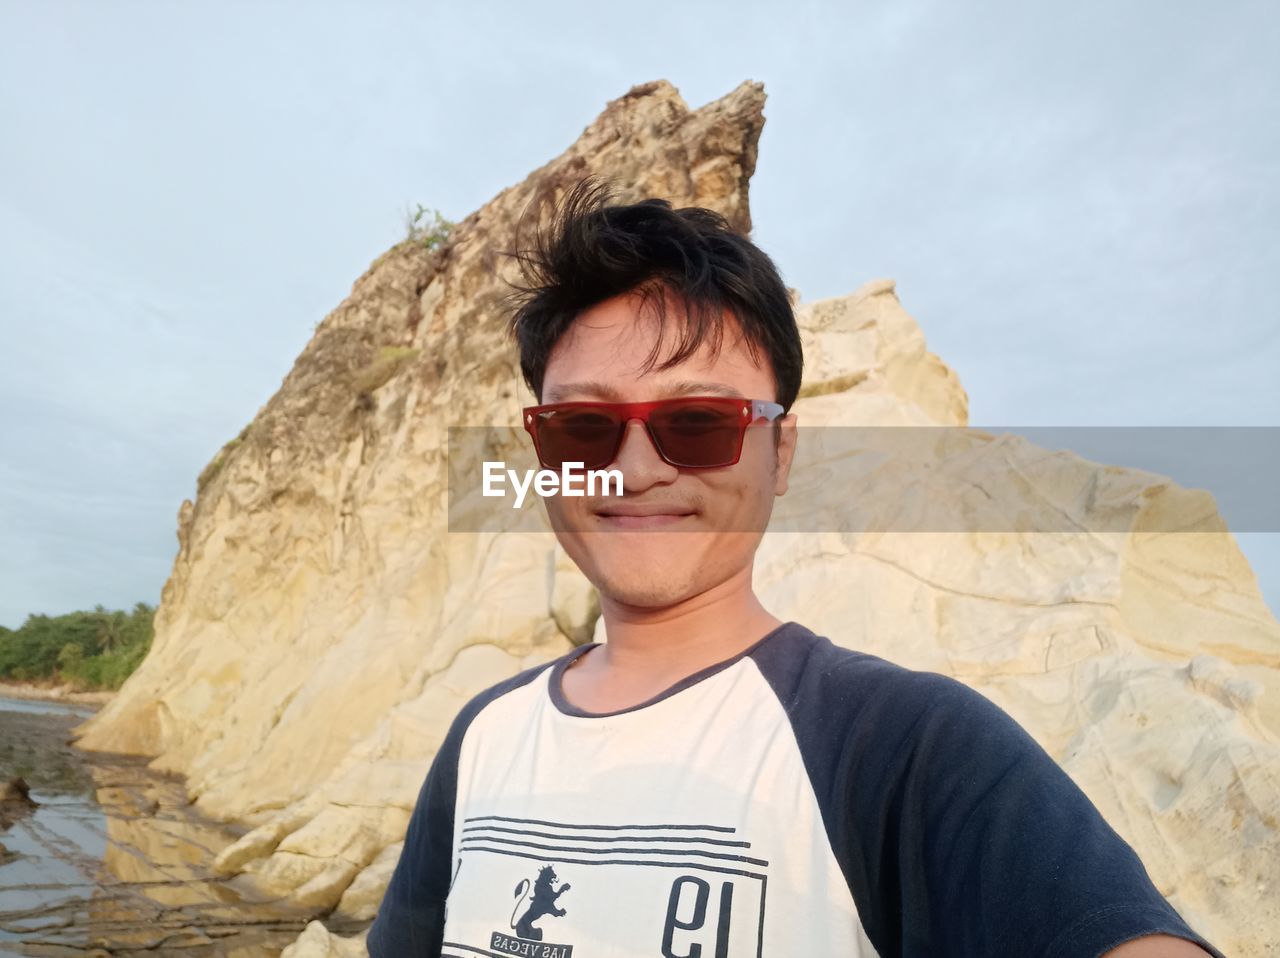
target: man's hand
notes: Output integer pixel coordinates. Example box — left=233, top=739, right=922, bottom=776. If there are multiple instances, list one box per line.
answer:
left=1102, top=934, right=1215, bottom=957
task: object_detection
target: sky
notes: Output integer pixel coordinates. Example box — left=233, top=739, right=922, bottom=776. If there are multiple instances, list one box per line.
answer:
left=1, top=0, right=1276, bottom=630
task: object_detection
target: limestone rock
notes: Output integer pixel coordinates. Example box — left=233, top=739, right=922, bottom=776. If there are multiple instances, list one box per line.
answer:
left=0, top=776, right=38, bottom=831
left=280, top=920, right=368, bottom=958
left=66, top=79, right=1278, bottom=957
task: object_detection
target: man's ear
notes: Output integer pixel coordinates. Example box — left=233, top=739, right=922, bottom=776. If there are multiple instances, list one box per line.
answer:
left=774, top=413, right=798, bottom=496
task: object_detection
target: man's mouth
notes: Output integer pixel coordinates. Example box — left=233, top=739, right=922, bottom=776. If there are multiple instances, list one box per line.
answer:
left=592, top=503, right=698, bottom=529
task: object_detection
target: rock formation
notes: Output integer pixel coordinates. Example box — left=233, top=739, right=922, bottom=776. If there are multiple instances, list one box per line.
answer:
left=68, top=80, right=1278, bottom=957
left=0, top=776, right=37, bottom=831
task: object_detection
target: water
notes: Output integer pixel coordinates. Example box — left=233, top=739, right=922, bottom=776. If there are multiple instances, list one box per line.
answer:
left=0, top=699, right=98, bottom=720
left=0, top=696, right=362, bottom=956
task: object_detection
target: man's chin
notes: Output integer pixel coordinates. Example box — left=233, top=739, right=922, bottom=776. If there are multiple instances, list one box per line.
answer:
left=592, top=576, right=695, bottom=610
left=569, top=539, right=700, bottom=608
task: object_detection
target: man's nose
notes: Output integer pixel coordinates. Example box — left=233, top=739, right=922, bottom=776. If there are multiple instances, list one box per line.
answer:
left=608, top=420, right=678, bottom=491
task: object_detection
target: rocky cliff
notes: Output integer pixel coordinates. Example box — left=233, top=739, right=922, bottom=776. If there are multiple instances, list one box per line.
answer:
left=70, top=80, right=1278, bottom=957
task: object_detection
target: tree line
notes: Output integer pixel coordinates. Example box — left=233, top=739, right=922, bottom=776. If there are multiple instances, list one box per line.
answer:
left=0, top=602, right=154, bottom=691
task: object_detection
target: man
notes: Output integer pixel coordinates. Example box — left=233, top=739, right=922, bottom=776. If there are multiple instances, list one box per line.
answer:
left=367, top=178, right=1224, bottom=957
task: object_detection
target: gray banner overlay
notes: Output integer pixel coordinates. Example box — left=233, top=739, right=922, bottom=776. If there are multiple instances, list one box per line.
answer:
left=446, top=426, right=1280, bottom=533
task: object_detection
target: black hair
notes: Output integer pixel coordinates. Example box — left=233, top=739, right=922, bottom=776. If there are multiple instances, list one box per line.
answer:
left=501, top=176, right=803, bottom=410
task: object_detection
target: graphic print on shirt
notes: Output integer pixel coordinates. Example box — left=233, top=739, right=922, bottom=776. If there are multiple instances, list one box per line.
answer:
left=510, top=864, right=571, bottom=940
left=441, top=814, right=770, bottom=958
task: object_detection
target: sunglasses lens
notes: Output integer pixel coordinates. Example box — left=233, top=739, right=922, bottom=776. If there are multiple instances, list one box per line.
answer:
left=536, top=409, right=620, bottom=469
left=649, top=400, right=743, bottom=467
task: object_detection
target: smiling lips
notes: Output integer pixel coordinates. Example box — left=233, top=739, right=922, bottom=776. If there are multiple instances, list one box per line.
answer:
left=593, top=503, right=697, bottom=529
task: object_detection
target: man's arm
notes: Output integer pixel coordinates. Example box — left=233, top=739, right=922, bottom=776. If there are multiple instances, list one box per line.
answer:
left=366, top=743, right=458, bottom=957
left=748, top=636, right=1229, bottom=957
left=823, top=666, right=1229, bottom=958
left=903, top=674, right=1227, bottom=958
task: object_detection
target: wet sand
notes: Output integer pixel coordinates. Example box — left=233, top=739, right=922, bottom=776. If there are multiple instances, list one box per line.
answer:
left=0, top=696, right=366, bottom=956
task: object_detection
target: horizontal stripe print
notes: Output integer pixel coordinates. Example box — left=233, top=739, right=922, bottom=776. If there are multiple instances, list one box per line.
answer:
left=460, top=814, right=770, bottom=874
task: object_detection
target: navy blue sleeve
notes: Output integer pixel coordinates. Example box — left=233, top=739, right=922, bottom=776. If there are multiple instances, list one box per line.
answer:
left=366, top=735, right=456, bottom=957
left=753, top=629, right=1227, bottom=958
left=366, top=658, right=562, bottom=957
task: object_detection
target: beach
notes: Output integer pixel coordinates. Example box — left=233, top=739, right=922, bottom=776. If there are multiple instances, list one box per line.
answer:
left=0, top=680, right=115, bottom=709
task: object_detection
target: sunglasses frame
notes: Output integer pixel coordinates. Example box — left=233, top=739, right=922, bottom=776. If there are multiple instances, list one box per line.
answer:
left=522, top=396, right=786, bottom=472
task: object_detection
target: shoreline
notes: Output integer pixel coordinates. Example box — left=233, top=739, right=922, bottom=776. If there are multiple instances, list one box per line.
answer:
left=0, top=679, right=115, bottom=709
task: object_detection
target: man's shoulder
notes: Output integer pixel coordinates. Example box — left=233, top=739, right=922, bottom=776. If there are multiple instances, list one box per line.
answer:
left=753, top=621, right=984, bottom=726
left=751, top=621, right=1036, bottom=784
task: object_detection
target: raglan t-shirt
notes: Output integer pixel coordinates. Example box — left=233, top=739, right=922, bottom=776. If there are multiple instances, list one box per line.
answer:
left=366, top=621, right=1225, bottom=958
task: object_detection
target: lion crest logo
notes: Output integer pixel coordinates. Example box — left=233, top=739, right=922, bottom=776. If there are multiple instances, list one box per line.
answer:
left=510, top=865, right=572, bottom=941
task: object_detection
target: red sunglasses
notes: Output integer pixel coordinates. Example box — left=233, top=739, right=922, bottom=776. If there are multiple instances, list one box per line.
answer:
left=522, top=396, right=785, bottom=472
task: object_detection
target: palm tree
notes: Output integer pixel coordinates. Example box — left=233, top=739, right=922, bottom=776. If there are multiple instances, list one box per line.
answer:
left=96, top=610, right=127, bottom=655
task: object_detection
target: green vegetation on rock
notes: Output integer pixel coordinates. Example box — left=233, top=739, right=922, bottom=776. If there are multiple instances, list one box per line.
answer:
left=354, top=345, right=422, bottom=396
left=403, top=203, right=454, bottom=250
left=196, top=424, right=252, bottom=494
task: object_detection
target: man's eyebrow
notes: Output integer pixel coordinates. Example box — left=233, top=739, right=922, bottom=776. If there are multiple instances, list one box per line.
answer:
left=542, top=380, right=746, bottom=402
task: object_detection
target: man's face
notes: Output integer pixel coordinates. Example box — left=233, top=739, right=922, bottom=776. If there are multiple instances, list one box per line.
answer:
left=537, top=287, right=798, bottom=610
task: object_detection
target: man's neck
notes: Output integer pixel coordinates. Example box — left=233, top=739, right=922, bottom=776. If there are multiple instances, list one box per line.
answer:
left=559, top=565, right=785, bottom=713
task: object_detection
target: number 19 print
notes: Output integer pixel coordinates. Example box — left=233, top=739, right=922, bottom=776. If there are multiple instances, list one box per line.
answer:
left=440, top=815, right=769, bottom=958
